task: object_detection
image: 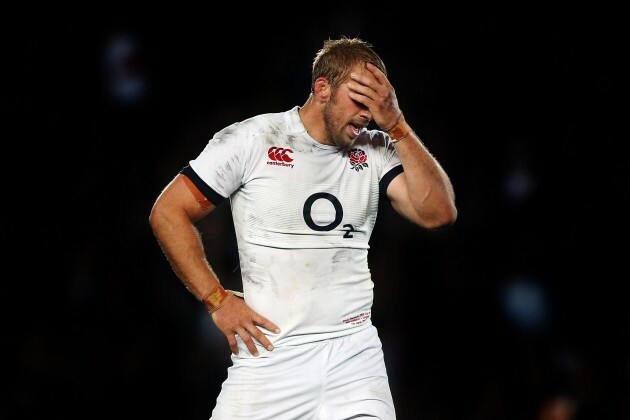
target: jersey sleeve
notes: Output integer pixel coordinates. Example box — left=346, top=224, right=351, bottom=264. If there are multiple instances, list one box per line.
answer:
left=182, top=124, right=250, bottom=205
left=372, top=131, right=403, bottom=200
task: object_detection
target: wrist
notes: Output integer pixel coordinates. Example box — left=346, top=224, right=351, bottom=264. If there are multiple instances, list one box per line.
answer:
left=386, top=120, right=413, bottom=143
left=381, top=111, right=403, bottom=132
left=201, top=284, right=235, bottom=313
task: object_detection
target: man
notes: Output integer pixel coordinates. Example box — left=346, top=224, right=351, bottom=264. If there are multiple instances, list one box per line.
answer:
left=149, top=36, right=457, bottom=419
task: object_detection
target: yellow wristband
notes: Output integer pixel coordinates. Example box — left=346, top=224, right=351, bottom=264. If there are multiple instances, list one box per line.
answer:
left=201, top=284, right=235, bottom=314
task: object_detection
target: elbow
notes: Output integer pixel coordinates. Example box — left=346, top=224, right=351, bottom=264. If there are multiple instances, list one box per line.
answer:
left=148, top=201, right=167, bottom=234
left=421, top=202, right=458, bottom=230
left=148, top=206, right=159, bottom=233
left=440, top=204, right=458, bottom=227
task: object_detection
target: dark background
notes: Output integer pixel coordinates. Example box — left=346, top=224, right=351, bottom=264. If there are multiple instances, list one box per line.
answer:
left=5, top=8, right=626, bottom=420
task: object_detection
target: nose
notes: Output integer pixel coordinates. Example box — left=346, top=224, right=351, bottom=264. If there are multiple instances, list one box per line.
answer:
left=359, top=110, right=372, bottom=123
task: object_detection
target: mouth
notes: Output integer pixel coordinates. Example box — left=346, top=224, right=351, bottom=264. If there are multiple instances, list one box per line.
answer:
left=348, top=122, right=365, bottom=138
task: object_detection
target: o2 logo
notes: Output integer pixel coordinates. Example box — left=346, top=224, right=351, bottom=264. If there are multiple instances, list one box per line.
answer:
left=302, top=192, right=356, bottom=238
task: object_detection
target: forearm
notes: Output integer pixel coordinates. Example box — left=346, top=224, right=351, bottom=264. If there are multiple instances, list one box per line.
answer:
left=150, top=208, right=220, bottom=300
left=389, top=117, right=457, bottom=227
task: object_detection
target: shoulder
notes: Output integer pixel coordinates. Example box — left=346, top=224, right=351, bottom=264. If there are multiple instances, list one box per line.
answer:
left=216, top=108, right=297, bottom=142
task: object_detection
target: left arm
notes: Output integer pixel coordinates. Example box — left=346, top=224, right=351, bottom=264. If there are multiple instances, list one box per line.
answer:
left=384, top=123, right=457, bottom=228
left=347, top=62, right=457, bottom=229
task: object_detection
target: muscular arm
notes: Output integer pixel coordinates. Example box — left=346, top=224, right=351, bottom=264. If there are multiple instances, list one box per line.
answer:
left=386, top=121, right=457, bottom=229
left=149, top=174, right=280, bottom=355
left=347, top=62, right=457, bottom=229
left=149, top=174, right=220, bottom=299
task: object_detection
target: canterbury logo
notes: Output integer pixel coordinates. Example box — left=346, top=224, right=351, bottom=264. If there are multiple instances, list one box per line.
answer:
left=268, top=147, right=294, bottom=162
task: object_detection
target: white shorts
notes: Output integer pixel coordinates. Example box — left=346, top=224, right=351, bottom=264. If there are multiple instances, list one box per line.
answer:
left=210, top=325, right=396, bottom=420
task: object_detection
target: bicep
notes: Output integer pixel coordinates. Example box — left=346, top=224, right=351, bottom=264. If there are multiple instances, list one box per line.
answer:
left=386, top=172, right=421, bottom=225
left=155, top=174, right=217, bottom=222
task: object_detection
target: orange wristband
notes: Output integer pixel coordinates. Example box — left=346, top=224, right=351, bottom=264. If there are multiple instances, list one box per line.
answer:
left=390, top=129, right=414, bottom=144
left=201, top=284, right=235, bottom=314
left=386, top=123, right=408, bottom=141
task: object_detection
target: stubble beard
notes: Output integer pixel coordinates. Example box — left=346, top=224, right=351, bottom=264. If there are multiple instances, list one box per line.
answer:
left=323, top=100, right=353, bottom=150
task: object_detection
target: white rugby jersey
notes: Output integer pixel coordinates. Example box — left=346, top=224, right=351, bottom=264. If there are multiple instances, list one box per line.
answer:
left=183, top=106, right=403, bottom=347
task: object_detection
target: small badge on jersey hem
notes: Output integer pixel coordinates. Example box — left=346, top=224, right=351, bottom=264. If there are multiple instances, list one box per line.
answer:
left=267, top=146, right=295, bottom=168
left=348, top=148, right=368, bottom=171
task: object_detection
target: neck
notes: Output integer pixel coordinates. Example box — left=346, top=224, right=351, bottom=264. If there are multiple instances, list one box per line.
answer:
left=298, top=94, right=327, bottom=145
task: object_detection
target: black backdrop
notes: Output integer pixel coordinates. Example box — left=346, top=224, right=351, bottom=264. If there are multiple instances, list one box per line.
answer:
left=5, top=8, right=627, bottom=420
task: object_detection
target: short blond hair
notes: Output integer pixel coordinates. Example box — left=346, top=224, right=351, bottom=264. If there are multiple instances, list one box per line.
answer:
left=311, top=36, right=387, bottom=92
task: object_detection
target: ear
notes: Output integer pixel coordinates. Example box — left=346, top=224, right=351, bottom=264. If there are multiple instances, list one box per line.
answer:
left=313, top=77, right=330, bottom=102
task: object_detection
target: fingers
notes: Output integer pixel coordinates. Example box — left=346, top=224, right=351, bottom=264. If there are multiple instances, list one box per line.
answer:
left=347, top=79, right=375, bottom=102
left=236, top=327, right=261, bottom=357
left=366, top=62, right=387, bottom=84
left=349, top=72, right=378, bottom=97
left=349, top=70, right=393, bottom=108
left=350, top=63, right=390, bottom=92
left=243, top=315, right=280, bottom=355
left=348, top=63, right=401, bottom=129
left=347, top=76, right=378, bottom=112
left=227, top=334, right=239, bottom=355
left=252, top=314, right=281, bottom=335
left=252, top=319, right=279, bottom=352
left=213, top=301, right=281, bottom=357
left=233, top=323, right=278, bottom=357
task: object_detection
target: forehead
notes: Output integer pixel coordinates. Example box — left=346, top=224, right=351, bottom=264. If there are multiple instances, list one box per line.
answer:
left=351, top=62, right=369, bottom=76
left=338, top=62, right=369, bottom=84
